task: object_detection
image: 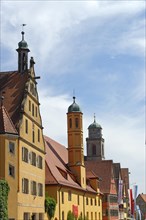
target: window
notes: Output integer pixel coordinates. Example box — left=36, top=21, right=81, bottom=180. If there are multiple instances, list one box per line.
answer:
left=75, top=118, right=79, bottom=128
left=86, top=197, right=88, bottom=205
left=35, top=106, right=38, bottom=117
left=9, top=142, right=15, bottom=154
left=22, top=178, right=29, bottom=194
left=32, top=103, right=34, bottom=116
left=99, top=212, right=101, bottom=220
left=22, top=147, right=29, bottom=163
left=62, top=192, right=64, bottom=204
left=62, top=211, right=64, bottom=220
left=9, top=164, right=15, bottom=177
left=92, top=144, right=96, bottom=155
left=37, top=155, right=43, bottom=169
left=31, top=181, right=37, bottom=195
left=102, top=144, right=104, bottom=156
left=98, top=197, right=100, bottom=206
left=68, top=190, right=72, bottom=201
left=29, top=100, right=31, bottom=111
left=78, top=195, right=80, bottom=205
left=69, top=118, right=72, bottom=128
left=24, top=213, right=30, bottom=220
left=31, top=152, right=36, bottom=166
left=38, top=183, right=43, bottom=196
left=95, top=212, right=97, bottom=220
left=32, top=130, right=35, bottom=143
left=110, top=209, right=118, bottom=216
left=38, top=129, right=40, bottom=142
left=91, top=198, right=93, bottom=206
left=25, top=119, right=28, bottom=134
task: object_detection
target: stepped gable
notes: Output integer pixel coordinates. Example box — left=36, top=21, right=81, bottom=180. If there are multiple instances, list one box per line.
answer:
left=0, top=71, right=29, bottom=129
left=121, top=168, right=129, bottom=197
left=0, top=104, right=18, bottom=135
left=45, top=135, right=100, bottom=193
left=85, top=160, right=115, bottom=194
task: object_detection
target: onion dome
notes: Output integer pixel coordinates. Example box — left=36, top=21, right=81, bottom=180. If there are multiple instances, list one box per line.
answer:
left=18, top=31, right=28, bottom=49
left=88, top=114, right=101, bottom=129
left=68, top=96, right=82, bottom=113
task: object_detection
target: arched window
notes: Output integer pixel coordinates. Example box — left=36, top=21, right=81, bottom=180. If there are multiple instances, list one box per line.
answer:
left=75, top=118, right=79, bottom=128
left=102, top=144, right=104, bottom=156
left=92, top=144, right=96, bottom=155
left=69, top=118, right=72, bottom=128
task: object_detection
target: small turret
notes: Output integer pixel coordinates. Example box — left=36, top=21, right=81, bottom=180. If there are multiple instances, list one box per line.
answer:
left=16, top=31, right=30, bottom=73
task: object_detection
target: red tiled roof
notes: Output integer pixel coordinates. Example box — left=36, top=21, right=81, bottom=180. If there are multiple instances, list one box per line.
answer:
left=0, top=105, right=18, bottom=135
left=45, top=136, right=99, bottom=194
left=0, top=71, right=29, bottom=129
left=140, top=194, right=146, bottom=203
left=85, top=160, right=116, bottom=194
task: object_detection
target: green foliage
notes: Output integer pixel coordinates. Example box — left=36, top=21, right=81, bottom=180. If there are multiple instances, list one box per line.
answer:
left=45, top=196, right=56, bottom=220
left=0, top=180, right=10, bottom=220
left=78, top=214, right=89, bottom=220
left=67, top=210, right=75, bottom=220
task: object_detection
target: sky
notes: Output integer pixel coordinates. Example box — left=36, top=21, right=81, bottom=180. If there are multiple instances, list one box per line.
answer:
left=0, top=0, right=145, bottom=194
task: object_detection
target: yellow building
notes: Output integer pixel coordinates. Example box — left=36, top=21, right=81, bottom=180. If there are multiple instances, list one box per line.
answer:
left=45, top=97, right=102, bottom=220
left=0, top=31, right=45, bottom=220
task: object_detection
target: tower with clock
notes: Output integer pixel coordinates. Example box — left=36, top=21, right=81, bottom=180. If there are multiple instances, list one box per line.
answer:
left=86, top=114, right=105, bottom=161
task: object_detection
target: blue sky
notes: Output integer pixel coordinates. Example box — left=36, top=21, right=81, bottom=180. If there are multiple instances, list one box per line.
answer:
left=1, top=1, right=145, bottom=194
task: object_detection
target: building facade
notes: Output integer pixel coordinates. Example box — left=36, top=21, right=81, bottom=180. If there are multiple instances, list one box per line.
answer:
left=45, top=97, right=103, bottom=220
left=0, top=31, right=46, bottom=220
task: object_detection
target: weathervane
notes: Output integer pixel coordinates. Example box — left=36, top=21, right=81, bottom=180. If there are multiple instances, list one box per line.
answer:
left=21, top=24, right=27, bottom=31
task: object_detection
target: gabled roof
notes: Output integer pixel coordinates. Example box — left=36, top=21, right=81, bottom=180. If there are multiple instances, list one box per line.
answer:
left=45, top=136, right=100, bottom=194
left=0, top=104, right=18, bottom=135
left=140, top=194, right=146, bottom=203
left=85, top=160, right=117, bottom=194
left=0, top=71, right=29, bottom=129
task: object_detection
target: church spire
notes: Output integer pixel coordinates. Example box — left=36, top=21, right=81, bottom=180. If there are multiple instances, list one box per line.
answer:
left=16, top=30, right=30, bottom=73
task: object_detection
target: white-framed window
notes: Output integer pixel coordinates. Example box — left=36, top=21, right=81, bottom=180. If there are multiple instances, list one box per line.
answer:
left=31, top=181, right=37, bottom=195
left=37, top=155, right=43, bottom=169
left=22, top=178, right=29, bottom=194
left=8, top=141, right=15, bottom=154
left=22, top=147, right=29, bottom=163
left=38, top=183, right=43, bottom=197
left=9, top=164, right=15, bottom=177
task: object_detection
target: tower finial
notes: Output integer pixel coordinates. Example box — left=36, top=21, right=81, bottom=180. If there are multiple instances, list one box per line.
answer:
left=94, top=113, right=96, bottom=122
left=73, top=96, right=76, bottom=103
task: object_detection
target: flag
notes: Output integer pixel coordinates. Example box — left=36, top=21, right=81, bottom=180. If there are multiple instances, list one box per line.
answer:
left=129, top=189, right=134, bottom=216
left=133, top=185, right=138, bottom=211
left=136, top=205, right=141, bottom=220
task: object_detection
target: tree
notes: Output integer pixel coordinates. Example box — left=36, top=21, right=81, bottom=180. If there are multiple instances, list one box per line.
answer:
left=67, top=210, right=75, bottom=220
left=45, top=196, right=56, bottom=220
left=0, top=179, right=10, bottom=220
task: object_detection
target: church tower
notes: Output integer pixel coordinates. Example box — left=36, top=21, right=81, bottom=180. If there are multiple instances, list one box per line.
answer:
left=16, top=31, right=30, bottom=73
left=86, top=115, right=105, bottom=161
left=67, top=97, right=86, bottom=189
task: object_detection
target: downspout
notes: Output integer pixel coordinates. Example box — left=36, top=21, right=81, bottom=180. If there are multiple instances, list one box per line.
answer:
left=58, top=185, right=63, bottom=220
